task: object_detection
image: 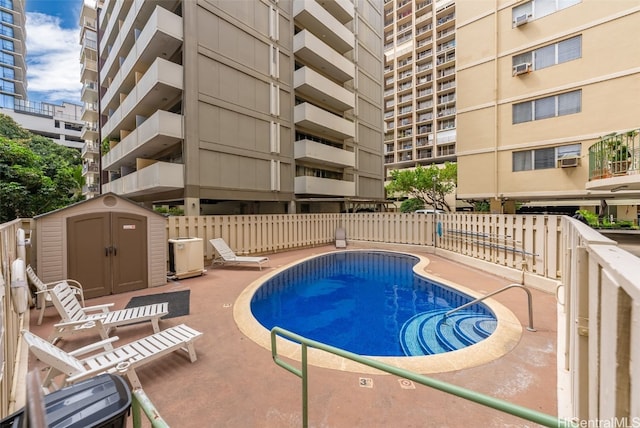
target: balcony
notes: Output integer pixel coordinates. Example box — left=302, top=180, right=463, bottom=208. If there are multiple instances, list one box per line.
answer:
left=82, top=163, right=100, bottom=175
left=101, top=5, right=183, bottom=114
left=81, top=123, right=98, bottom=141
left=102, top=110, right=183, bottom=171
left=102, top=161, right=184, bottom=197
left=294, top=67, right=354, bottom=112
left=81, top=102, right=98, bottom=122
left=316, top=0, right=354, bottom=24
left=81, top=81, right=98, bottom=103
left=294, top=30, right=354, bottom=83
left=81, top=141, right=99, bottom=157
left=294, top=175, right=355, bottom=197
left=101, top=58, right=183, bottom=139
left=294, top=102, right=355, bottom=140
left=80, top=59, right=97, bottom=82
left=294, top=139, right=355, bottom=168
left=586, top=129, right=640, bottom=191
left=293, top=0, right=354, bottom=55
left=81, top=183, right=99, bottom=195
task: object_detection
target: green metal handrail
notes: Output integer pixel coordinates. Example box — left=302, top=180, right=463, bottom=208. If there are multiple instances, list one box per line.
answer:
left=131, top=388, right=170, bottom=428
left=271, top=326, right=575, bottom=428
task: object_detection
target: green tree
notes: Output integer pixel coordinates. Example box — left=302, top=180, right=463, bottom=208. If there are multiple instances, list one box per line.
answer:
left=399, top=198, right=424, bottom=213
left=386, top=163, right=457, bottom=212
left=0, top=114, right=83, bottom=222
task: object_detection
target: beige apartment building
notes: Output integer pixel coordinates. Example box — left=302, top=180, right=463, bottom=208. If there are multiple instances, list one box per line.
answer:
left=456, top=0, right=640, bottom=217
left=88, top=0, right=384, bottom=215
left=383, top=0, right=457, bottom=175
left=79, top=0, right=101, bottom=199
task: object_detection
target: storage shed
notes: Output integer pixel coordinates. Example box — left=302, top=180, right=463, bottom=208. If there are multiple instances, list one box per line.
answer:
left=34, top=193, right=167, bottom=298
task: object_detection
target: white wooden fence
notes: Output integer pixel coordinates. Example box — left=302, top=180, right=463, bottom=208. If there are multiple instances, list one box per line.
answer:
left=167, top=213, right=561, bottom=279
left=560, top=217, right=640, bottom=423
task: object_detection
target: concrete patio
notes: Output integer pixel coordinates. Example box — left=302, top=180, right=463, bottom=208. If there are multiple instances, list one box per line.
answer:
left=26, top=244, right=558, bottom=427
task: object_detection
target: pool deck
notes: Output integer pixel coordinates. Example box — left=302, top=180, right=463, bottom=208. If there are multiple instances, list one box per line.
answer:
left=27, top=244, right=559, bottom=427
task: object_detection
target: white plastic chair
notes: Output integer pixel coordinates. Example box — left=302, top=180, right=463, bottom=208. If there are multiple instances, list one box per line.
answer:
left=26, top=265, right=85, bottom=326
left=209, top=238, right=269, bottom=270
left=22, top=324, right=203, bottom=391
left=335, top=228, right=347, bottom=248
left=47, top=281, right=169, bottom=344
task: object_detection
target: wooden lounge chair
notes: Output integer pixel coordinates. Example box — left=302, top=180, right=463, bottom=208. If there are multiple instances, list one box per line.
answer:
left=47, top=281, right=168, bottom=344
left=209, top=238, right=269, bottom=270
left=335, top=227, right=347, bottom=248
left=26, top=265, right=85, bottom=326
left=22, top=324, right=203, bottom=391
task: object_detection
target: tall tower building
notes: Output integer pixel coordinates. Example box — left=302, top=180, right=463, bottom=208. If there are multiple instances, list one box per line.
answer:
left=94, top=0, right=384, bottom=215
left=383, top=0, right=456, bottom=175
left=79, top=0, right=100, bottom=199
left=456, top=0, right=640, bottom=215
left=0, top=0, right=27, bottom=109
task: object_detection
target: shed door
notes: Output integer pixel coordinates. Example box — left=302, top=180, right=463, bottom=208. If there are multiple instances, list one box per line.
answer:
left=67, top=212, right=147, bottom=298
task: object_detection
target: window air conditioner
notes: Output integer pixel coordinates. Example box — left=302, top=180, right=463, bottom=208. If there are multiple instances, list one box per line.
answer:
left=513, top=62, right=531, bottom=76
left=514, top=14, right=530, bottom=27
left=558, top=156, right=580, bottom=168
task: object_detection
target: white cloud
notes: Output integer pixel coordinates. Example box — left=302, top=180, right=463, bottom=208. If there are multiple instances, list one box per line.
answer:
left=25, top=12, right=82, bottom=105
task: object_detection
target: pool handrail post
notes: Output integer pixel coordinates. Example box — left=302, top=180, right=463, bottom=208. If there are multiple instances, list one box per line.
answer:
left=271, top=327, right=573, bottom=428
left=444, top=283, right=537, bottom=332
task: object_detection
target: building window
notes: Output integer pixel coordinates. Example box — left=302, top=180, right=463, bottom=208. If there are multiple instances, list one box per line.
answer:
left=512, top=143, right=581, bottom=171
left=0, top=11, right=13, bottom=24
left=513, top=36, right=581, bottom=71
left=1, top=38, right=13, bottom=51
left=512, top=0, right=580, bottom=25
left=0, top=23, right=13, bottom=38
left=513, top=90, right=581, bottom=124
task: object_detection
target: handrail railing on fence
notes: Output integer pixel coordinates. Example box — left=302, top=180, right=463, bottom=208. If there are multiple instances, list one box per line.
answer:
left=444, top=283, right=536, bottom=332
left=270, top=326, right=572, bottom=428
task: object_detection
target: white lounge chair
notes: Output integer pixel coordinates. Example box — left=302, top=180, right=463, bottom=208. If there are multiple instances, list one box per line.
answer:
left=335, top=227, right=347, bottom=248
left=47, top=281, right=169, bottom=344
left=22, top=324, right=203, bottom=391
left=26, top=265, right=85, bottom=326
left=209, top=238, right=269, bottom=270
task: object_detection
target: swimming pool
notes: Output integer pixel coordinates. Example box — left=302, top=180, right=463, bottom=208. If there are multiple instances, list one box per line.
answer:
left=250, top=251, right=496, bottom=357
left=232, top=249, right=522, bottom=374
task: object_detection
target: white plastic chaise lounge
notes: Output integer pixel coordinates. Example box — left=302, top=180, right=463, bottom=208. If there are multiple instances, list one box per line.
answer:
left=47, top=281, right=169, bottom=344
left=22, top=324, right=203, bottom=391
left=26, top=265, right=85, bottom=326
left=335, top=227, right=347, bottom=249
left=209, top=238, right=269, bottom=270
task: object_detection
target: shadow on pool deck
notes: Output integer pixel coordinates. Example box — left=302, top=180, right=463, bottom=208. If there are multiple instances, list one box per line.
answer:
left=27, top=245, right=558, bottom=428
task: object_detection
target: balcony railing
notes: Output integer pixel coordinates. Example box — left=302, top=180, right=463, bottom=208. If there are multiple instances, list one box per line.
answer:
left=588, top=128, right=640, bottom=180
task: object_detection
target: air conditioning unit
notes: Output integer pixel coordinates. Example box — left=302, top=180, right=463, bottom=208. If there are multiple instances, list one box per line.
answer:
left=514, top=14, right=530, bottom=27
left=513, top=62, right=531, bottom=76
left=168, top=237, right=204, bottom=279
left=558, top=156, right=580, bottom=168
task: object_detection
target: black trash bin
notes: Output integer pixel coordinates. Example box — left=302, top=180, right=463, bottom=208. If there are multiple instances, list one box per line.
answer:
left=0, top=374, right=131, bottom=428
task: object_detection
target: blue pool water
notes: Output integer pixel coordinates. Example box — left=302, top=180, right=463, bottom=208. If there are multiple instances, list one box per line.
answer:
left=250, top=251, right=497, bottom=357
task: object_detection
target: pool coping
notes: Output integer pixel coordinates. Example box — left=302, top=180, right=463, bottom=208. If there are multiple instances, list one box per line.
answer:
left=233, top=249, right=523, bottom=375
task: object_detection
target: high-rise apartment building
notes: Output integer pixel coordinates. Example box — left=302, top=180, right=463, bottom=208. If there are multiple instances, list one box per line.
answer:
left=1, top=0, right=85, bottom=150
left=92, top=0, right=384, bottom=215
left=79, top=0, right=100, bottom=198
left=0, top=0, right=26, bottom=110
left=456, top=0, right=640, bottom=215
left=383, top=0, right=456, bottom=175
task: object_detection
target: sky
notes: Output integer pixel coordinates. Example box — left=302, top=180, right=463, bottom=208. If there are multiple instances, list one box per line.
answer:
left=25, top=0, right=86, bottom=105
